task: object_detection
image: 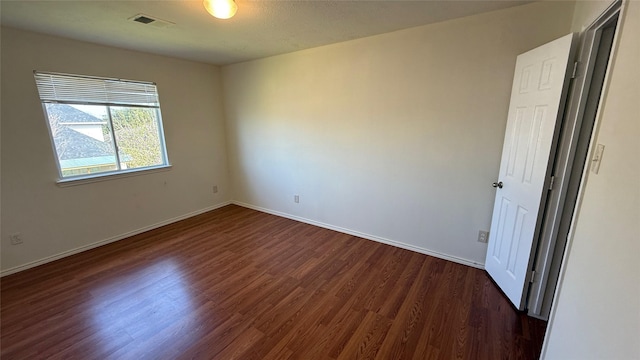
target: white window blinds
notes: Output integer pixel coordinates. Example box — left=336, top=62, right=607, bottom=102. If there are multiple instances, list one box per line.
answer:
left=34, top=71, right=159, bottom=107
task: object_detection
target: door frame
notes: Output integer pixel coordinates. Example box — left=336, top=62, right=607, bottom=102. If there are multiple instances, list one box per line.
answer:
left=525, top=0, right=622, bottom=319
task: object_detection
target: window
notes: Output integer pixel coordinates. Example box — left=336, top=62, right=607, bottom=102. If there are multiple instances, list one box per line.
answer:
left=34, top=71, right=169, bottom=180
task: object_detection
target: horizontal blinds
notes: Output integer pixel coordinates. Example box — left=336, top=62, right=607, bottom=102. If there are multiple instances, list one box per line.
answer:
left=34, top=71, right=159, bottom=107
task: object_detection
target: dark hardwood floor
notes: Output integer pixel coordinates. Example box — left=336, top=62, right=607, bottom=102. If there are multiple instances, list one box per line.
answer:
left=1, top=205, right=547, bottom=359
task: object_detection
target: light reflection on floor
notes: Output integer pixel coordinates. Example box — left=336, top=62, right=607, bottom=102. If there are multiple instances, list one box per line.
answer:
left=88, top=259, right=201, bottom=358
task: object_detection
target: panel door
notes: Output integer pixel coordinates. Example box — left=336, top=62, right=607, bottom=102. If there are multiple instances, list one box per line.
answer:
left=486, top=33, right=576, bottom=310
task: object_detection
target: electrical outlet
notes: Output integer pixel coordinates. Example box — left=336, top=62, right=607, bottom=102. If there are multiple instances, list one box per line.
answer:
left=213, top=185, right=219, bottom=194
left=478, top=230, right=489, bottom=243
left=10, top=233, right=23, bottom=245
left=294, top=195, right=300, bottom=203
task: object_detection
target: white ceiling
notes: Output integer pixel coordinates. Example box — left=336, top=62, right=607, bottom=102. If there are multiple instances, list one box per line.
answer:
left=1, top=0, right=532, bottom=65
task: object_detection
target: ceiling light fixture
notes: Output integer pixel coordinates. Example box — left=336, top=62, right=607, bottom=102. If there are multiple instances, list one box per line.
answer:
left=203, top=0, right=238, bottom=20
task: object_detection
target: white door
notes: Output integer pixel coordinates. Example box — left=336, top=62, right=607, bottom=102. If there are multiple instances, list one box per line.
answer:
left=486, top=33, right=576, bottom=310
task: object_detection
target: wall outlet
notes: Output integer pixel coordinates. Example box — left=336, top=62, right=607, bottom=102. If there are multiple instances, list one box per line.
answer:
left=294, top=194, right=300, bottom=203
left=10, top=233, right=23, bottom=245
left=478, top=230, right=489, bottom=243
left=213, top=185, right=219, bottom=194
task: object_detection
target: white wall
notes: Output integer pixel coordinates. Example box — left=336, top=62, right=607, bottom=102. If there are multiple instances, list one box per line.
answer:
left=543, top=1, right=640, bottom=359
left=221, top=1, right=575, bottom=266
left=0, top=28, right=231, bottom=273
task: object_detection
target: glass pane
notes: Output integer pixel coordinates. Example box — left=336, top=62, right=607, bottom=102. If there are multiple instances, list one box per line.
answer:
left=44, top=103, right=118, bottom=177
left=110, top=107, right=164, bottom=170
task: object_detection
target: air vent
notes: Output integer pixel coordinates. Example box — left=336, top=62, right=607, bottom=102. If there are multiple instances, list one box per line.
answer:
left=128, top=14, right=175, bottom=28
left=133, top=15, right=155, bottom=24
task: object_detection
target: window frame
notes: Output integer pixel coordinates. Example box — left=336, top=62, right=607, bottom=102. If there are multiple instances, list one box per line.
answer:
left=34, top=71, right=171, bottom=184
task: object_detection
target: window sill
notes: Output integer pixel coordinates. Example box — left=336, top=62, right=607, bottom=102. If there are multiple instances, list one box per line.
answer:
left=56, top=165, right=172, bottom=187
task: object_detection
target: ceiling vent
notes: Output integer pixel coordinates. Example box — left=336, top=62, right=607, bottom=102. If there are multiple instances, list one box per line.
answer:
left=128, top=14, right=175, bottom=28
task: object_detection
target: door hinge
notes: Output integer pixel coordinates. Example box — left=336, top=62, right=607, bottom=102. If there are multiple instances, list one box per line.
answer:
left=529, top=270, right=536, bottom=284
left=571, top=61, right=579, bottom=79
left=549, top=175, right=555, bottom=191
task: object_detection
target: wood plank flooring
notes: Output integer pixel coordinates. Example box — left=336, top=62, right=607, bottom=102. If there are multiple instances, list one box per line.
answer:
left=1, top=205, right=547, bottom=359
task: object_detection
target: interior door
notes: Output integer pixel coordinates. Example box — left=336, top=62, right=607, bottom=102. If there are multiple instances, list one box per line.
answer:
left=485, top=33, right=577, bottom=310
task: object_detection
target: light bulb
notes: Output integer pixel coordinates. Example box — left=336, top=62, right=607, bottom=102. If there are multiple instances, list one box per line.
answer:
left=203, top=0, right=238, bottom=20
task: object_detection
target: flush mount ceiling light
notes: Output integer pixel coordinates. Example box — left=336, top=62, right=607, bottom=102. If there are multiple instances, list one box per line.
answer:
left=203, top=0, right=238, bottom=20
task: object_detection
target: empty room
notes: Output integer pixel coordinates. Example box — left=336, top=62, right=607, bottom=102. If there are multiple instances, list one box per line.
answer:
left=1, top=0, right=638, bottom=359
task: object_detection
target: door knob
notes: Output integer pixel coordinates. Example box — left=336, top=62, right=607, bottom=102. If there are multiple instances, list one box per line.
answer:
left=492, top=181, right=503, bottom=189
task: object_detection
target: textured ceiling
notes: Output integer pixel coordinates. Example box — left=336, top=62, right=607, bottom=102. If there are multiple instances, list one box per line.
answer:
left=1, top=0, right=532, bottom=65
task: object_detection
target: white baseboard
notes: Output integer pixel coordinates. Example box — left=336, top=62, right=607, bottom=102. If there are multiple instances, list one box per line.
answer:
left=2, top=200, right=484, bottom=277
left=1, top=201, right=232, bottom=277
left=232, top=201, right=485, bottom=270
